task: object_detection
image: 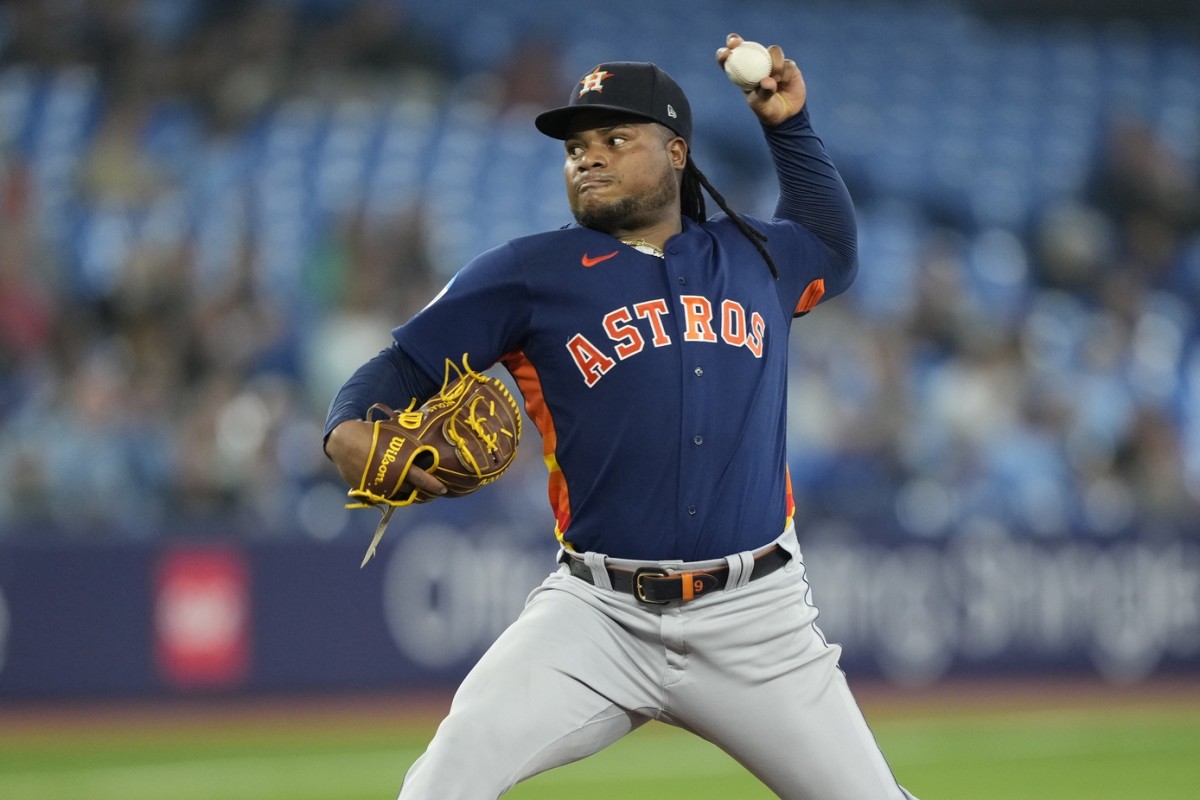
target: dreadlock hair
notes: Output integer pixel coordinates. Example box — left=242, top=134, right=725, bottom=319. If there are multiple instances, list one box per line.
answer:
left=681, top=159, right=779, bottom=279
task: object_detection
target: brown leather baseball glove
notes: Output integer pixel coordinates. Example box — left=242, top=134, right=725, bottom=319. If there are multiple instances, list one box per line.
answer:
left=346, top=354, right=522, bottom=565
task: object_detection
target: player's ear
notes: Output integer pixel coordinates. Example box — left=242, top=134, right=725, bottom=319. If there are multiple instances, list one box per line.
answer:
left=668, top=137, right=688, bottom=170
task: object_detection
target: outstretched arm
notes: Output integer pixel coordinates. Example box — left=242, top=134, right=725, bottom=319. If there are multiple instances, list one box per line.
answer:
left=717, top=33, right=857, bottom=276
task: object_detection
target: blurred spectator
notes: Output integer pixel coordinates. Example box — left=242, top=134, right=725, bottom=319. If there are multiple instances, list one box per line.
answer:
left=302, top=201, right=437, bottom=411
left=1087, top=116, right=1200, bottom=247
left=1, top=0, right=1199, bottom=542
left=494, top=30, right=567, bottom=113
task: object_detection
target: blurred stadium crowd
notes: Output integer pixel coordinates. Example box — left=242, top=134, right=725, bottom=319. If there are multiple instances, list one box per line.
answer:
left=0, top=0, right=1198, bottom=542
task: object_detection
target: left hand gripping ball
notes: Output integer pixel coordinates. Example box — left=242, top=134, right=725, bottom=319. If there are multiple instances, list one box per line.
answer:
left=724, top=40, right=773, bottom=89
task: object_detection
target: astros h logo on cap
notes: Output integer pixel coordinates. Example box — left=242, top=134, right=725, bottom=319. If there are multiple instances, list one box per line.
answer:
left=535, top=62, right=693, bottom=145
left=578, top=68, right=613, bottom=96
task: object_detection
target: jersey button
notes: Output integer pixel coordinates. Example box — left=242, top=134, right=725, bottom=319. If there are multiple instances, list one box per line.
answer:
left=693, top=435, right=704, bottom=445
left=677, top=276, right=686, bottom=285
left=694, top=367, right=704, bottom=377
left=687, top=505, right=697, bottom=516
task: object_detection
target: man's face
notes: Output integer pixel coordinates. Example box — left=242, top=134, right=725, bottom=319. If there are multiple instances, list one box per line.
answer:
left=561, top=112, right=685, bottom=234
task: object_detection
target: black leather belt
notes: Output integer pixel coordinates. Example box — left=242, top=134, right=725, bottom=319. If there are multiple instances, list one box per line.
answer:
left=564, top=545, right=791, bottom=604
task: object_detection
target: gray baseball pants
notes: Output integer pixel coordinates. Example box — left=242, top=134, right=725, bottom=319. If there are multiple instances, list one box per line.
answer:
left=397, top=525, right=917, bottom=799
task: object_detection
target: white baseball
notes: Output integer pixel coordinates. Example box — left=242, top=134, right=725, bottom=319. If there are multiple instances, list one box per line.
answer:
left=723, top=41, right=772, bottom=88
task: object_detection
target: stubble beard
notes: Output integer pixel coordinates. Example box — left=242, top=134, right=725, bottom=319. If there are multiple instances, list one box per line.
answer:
left=571, top=168, right=677, bottom=235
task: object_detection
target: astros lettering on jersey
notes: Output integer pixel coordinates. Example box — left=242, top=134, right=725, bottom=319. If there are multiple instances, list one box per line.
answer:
left=392, top=114, right=852, bottom=563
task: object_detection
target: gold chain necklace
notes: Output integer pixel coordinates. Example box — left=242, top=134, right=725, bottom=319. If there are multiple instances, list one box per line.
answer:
left=620, top=239, right=664, bottom=258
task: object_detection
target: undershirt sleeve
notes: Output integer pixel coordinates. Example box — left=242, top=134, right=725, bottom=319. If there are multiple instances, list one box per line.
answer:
left=322, top=342, right=440, bottom=446
left=763, top=106, right=858, bottom=283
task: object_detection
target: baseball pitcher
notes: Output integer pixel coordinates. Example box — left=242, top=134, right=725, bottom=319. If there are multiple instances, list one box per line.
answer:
left=325, top=33, right=919, bottom=800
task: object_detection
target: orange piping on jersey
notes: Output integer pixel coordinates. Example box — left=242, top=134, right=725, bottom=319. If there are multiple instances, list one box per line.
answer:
left=501, top=351, right=572, bottom=539
left=793, top=279, right=825, bottom=315
left=544, top=454, right=572, bottom=540
left=785, top=464, right=795, bottom=527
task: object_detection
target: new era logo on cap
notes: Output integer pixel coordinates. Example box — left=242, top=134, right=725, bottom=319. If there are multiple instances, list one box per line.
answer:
left=535, top=62, right=692, bottom=144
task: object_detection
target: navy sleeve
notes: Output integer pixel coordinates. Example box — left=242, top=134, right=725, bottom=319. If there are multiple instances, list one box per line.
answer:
left=390, top=241, right=529, bottom=380
left=763, top=106, right=858, bottom=285
left=324, top=237, right=530, bottom=453
left=324, top=239, right=529, bottom=449
left=322, top=342, right=441, bottom=443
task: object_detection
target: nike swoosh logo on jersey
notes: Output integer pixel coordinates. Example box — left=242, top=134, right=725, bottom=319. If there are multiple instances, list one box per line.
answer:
left=581, top=250, right=619, bottom=267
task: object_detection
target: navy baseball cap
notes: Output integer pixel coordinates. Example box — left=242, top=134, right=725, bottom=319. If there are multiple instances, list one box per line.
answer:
left=535, top=62, right=692, bottom=144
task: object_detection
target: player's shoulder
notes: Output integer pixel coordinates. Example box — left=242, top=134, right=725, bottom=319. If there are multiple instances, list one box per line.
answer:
left=698, top=211, right=778, bottom=244
left=501, top=224, right=620, bottom=270
left=460, top=226, right=585, bottom=270
left=506, top=224, right=593, bottom=253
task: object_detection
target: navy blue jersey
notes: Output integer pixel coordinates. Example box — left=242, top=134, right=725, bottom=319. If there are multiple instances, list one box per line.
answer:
left=329, top=108, right=857, bottom=561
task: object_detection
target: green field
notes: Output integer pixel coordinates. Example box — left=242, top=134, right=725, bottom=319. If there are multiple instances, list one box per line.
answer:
left=2, top=680, right=1197, bottom=799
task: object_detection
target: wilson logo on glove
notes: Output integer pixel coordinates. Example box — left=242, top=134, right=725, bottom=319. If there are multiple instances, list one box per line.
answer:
left=347, top=354, right=522, bottom=566
left=373, top=437, right=406, bottom=486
